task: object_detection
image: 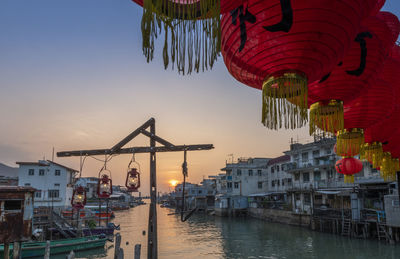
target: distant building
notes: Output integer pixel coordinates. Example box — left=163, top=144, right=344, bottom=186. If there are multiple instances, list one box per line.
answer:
left=221, top=158, right=270, bottom=196
left=0, top=163, right=18, bottom=186
left=76, top=177, right=99, bottom=199
left=17, top=160, right=78, bottom=208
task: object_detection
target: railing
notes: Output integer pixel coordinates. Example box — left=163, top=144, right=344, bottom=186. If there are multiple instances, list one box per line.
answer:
left=314, top=208, right=351, bottom=219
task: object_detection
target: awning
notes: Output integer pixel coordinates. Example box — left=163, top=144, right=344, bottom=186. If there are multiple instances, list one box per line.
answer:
left=316, top=190, right=341, bottom=195
left=248, top=193, right=271, bottom=197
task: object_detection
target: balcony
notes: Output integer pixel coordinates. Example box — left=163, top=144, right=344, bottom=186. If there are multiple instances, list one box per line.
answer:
left=286, top=160, right=335, bottom=173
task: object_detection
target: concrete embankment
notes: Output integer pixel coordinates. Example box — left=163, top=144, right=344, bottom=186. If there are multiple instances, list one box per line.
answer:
left=249, top=208, right=311, bottom=228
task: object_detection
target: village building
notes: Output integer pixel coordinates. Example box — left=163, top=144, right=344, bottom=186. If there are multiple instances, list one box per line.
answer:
left=17, top=160, right=78, bottom=208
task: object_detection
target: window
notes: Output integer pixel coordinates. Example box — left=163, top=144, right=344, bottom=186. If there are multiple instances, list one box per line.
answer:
left=35, top=191, right=42, bottom=198
left=227, top=182, right=232, bottom=189
left=302, top=152, right=309, bottom=162
left=54, top=183, right=60, bottom=187
left=55, top=170, right=61, bottom=176
left=234, top=182, right=239, bottom=189
left=295, top=173, right=300, bottom=181
left=39, top=169, right=45, bottom=176
left=304, top=193, right=311, bottom=205
left=296, top=193, right=301, bottom=200
left=314, top=171, right=321, bottom=181
left=24, top=183, right=31, bottom=186
left=4, top=200, right=22, bottom=211
left=248, top=169, right=253, bottom=176
left=48, top=190, right=60, bottom=198
left=277, top=180, right=280, bottom=186
left=257, top=169, right=262, bottom=176
left=271, top=167, right=275, bottom=173
left=28, top=169, right=34, bottom=176
left=303, top=172, right=310, bottom=183
left=198, top=190, right=202, bottom=194
left=281, top=164, right=285, bottom=171
left=272, top=181, right=275, bottom=187
left=277, top=166, right=280, bottom=172
left=237, top=169, right=242, bottom=176
left=287, top=178, right=292, bottom=185
left=313, top=150, right=320, bottom=157
left=258, top=182, right=262, bottom=189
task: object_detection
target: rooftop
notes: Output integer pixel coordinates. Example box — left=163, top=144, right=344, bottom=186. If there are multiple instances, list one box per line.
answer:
left=16, top=160, right=78, bottom=173
left=267, top=155, right=290, bottom=166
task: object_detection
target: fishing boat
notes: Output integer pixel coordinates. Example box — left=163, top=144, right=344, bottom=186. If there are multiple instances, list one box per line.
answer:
left=0, top=236, right=107, bottom=258
left=61, top=206, right=114, bottom=220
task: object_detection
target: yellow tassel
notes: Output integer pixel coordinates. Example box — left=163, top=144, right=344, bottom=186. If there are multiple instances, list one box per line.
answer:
left=262, top=72, right=308, bottom=130
left=141, top=0, right=221, bottom=75
left=380, top=152, right=397, bottom=182
left=344, top=175, right=355, bottom=183
left=309, top=100, right=344, bottom=135
left=360, top=142, right=383, bottom=169
left=336, top=129, right=364, bottom=157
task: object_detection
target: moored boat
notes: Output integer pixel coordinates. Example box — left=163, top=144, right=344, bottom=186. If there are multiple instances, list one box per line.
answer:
left=0, top=236, right=107, bottom=258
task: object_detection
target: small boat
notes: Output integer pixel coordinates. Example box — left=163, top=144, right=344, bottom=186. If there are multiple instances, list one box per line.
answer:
left=61, top=206, right=115, bottom=220
left=0, top=236, right=107, bottom=258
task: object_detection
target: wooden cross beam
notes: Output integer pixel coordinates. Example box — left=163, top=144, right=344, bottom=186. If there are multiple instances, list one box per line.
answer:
left=56, top=118, right=214, bottom=259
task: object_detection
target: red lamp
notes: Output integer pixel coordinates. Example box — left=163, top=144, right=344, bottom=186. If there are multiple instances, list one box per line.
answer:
left=97, top=174, right=113, bottom=199
left=126, top=168, right=141, bottom=192
left=335, top=157, right=363, bottom=183
left=71, top=186, right=87, bottom=210
left=221, top=0, right=365, bottom=129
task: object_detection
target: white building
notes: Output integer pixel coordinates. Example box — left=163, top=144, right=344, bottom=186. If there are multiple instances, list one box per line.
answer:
left=17, top=160, right=78, bottom=208
left=266, top=155, right=292, bottom=194
left=221, top=158, right=270, bottom=196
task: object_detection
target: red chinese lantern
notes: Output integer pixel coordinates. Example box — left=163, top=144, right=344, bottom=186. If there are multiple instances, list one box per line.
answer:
left=364, top=0, right=386, bottom=18
left=221, top=0, right=365, bottom=129
left=71, top=186, right=87, bottom=210
left=131, top=0, right=244, bottom=74
left=308, top=13, right=398, bottom=135
left=335, top=157, right=363, bottom=183
left=335, top=79, right=394, bottom=157
left=126, top=168, right=141, bottom=192
left=97, top=174, right=113, bottom=199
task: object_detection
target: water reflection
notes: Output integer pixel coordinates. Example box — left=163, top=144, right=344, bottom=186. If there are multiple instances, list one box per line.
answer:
left=83, top=204, right=400, bottom=259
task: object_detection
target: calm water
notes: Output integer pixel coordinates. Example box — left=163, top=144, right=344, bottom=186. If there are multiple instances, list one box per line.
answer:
left=55, top=204, right=400, bottom=259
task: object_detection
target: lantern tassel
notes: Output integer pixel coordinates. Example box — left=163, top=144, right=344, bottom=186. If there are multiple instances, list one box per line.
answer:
left=262, top=72, right=308, bottom=130
left=142, top=0, right=221, bottom=75
left=336, top=129, right=364, bottom=157
left=360, top=142, right=383, bottom=169
left=309, top=100, right=344, bottom=135
left=344, top=175, right=355, bottom=183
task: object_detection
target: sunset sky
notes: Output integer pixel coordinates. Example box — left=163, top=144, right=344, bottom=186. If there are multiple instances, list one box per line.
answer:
left=1, top=0, right=399, bottom=194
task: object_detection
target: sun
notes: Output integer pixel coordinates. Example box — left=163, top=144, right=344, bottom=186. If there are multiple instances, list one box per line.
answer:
left=169, top=179, right=179, bottom=187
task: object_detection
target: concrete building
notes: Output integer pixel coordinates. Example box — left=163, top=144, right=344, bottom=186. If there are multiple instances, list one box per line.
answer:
left=17, top=160, right=78, bottom=208
left=0, top=163, right=18, bottom=186
left=221, top=158, right=270, bottom=196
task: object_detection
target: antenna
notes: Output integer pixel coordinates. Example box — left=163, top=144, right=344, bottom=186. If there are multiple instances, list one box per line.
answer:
left=52, top=147, right=55, bottom=162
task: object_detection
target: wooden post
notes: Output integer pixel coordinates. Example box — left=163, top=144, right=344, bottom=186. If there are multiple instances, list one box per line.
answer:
left=67, top=251, right=75, bottom=259
left=117, top=248, right=124, bottom=259
left=44, top=241, right=50, bottom=259
left=12, top=242, right=21, bottom=259
left=134, top=244, right=141, bottom=259
left=114, top=233, right=121, bottom=259
left=4, top=243, right=10, bottom=259
left=148, top=122, right=158, bottom=259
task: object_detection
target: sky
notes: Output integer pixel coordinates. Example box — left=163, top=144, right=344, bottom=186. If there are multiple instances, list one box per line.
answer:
left=1, top=0, right=400, bottom=194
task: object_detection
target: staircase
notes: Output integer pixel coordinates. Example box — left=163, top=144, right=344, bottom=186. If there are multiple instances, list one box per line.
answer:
left=51, top=211, right=77, bottom=238
left=341, top=219, right=351, bottom=237
left=377, top=223, right=389, bottom=242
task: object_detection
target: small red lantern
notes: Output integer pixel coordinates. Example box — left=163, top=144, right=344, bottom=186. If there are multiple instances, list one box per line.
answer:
left=97, top=174, right=112, bottom=199
left=126, top=168, right=141, bottom=192
left=71, top=186, right=87, bottom=210
left=335, top=157, right=363, bottom=183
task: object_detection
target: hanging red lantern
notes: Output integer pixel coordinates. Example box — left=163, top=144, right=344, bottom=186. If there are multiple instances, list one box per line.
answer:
left=71, top=186, right=87, bottom=210
left=308, top=13, right=399, bottom=135
left=131, top=0, right=244, bottom=75
left=335, top=157, right=363, bottom=183
left=221, top=0, right=365, bottom=129
left=97, top=174, right=113, bottom=199
left=126, top=168, right=141, bottom=192
left=364, top=0, right=386, bottom=18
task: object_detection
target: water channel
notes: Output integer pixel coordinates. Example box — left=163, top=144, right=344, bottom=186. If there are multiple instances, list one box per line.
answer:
left=54, top=204, right=400, bottom=258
